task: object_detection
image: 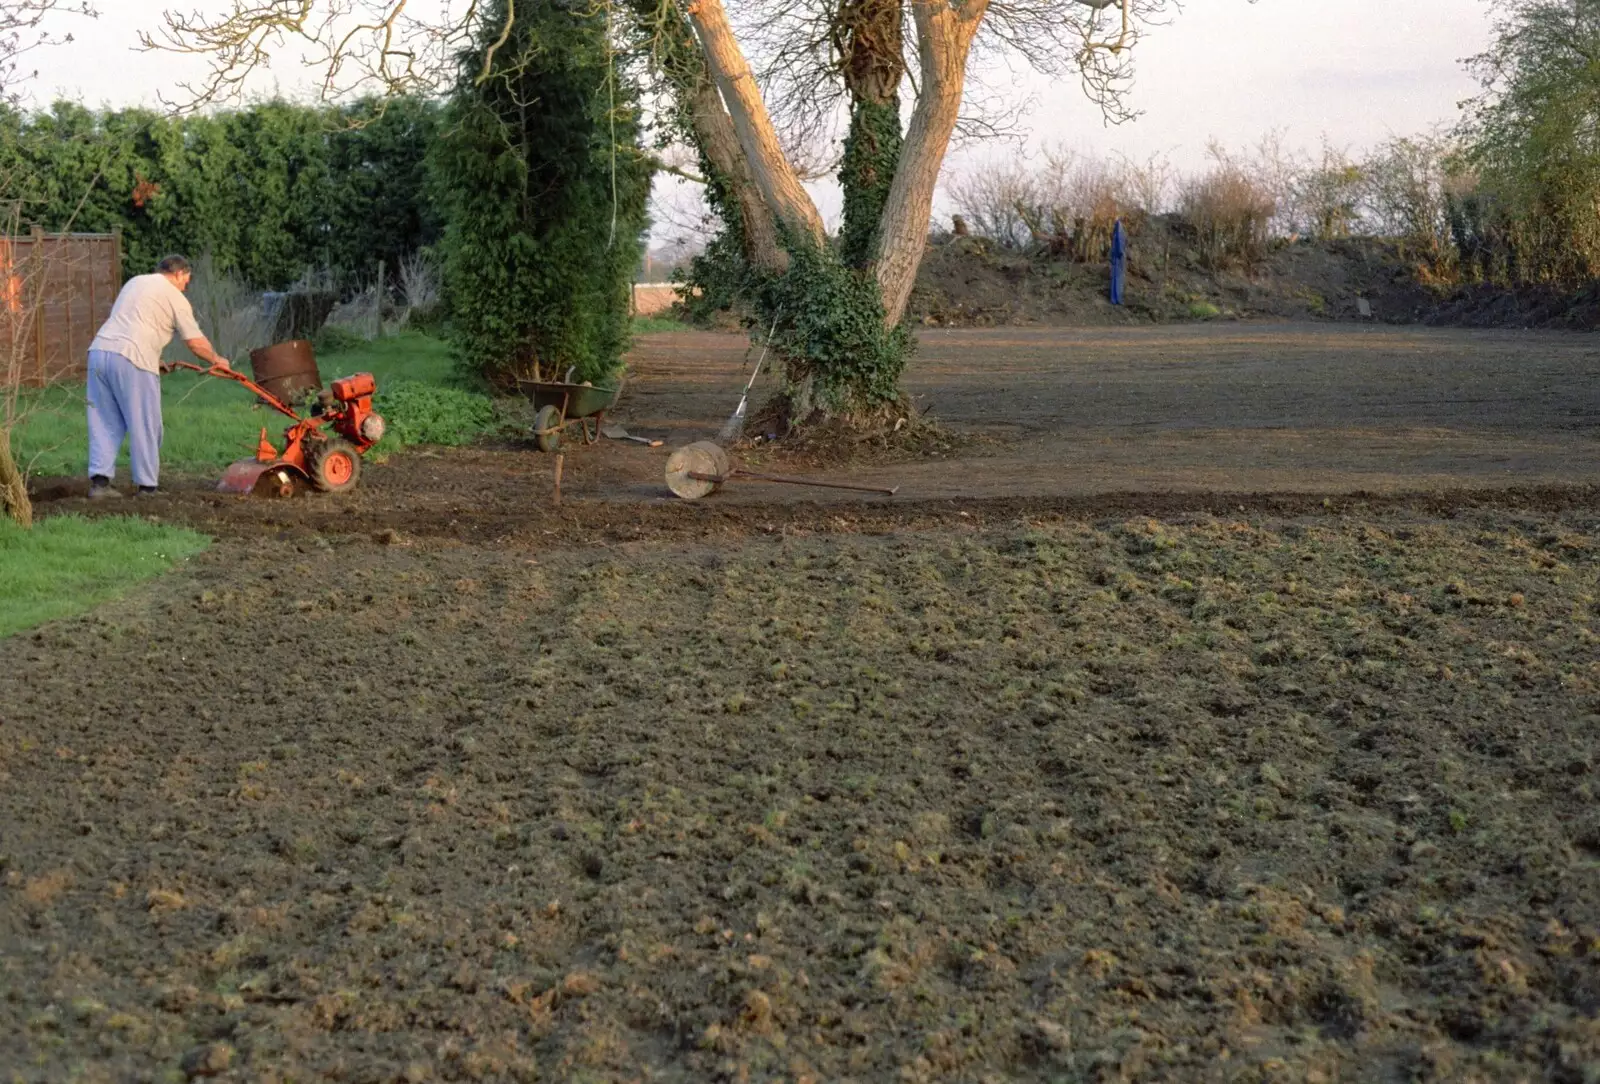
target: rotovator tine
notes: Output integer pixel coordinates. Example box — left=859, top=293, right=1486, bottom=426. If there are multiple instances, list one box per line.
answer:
left=167, top=362, right=385, bottom=497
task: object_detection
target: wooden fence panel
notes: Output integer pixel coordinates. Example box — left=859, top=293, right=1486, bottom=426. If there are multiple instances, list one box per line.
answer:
left=2, top=232, right=122, bottom=387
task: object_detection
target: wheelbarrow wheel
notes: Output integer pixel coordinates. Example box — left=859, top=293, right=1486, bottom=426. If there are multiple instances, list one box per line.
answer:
left=534, top=404, right=563, bottom=453
left=309, top=439, right=362, bottom=493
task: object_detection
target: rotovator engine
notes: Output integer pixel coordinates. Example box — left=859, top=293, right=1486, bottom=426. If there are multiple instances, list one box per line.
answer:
left=167, top=359, right=385, bottom=497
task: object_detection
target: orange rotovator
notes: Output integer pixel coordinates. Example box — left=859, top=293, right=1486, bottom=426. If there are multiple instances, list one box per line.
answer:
left=166, top=361, right=384, bottom=497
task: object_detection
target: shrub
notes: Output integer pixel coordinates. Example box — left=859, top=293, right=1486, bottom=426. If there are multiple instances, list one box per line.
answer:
left=1179, top=165, right=1276, bottom=270
left=1457, top=0, right=1600, bottom=284
left=184, top=252, right=275, bottom=363
left=1022, top=148, right=1129, bottom=260
left=948, top=148, right=1141, bottom=259
left=1293, top=140, right=1365, bottom=240
left=947, top=149, right=1174, bottom=263
left=397, top=249, right=443, bottom=326
left=313, top=325, right=366, bottom=356
left=374, top=381, right=496, bottom=447
left=946, top=159, right=1037, bottom=249
left=1362, top=135, right=1453, bottom=267
left=0, top=97, right=443, bottom=290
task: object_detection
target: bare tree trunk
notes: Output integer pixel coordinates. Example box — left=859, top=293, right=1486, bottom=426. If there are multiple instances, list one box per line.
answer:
left=2, top=209, right=34, bottom=528
left=685, top=0, right=826, bottom=244
left=627, top=0, right=786, bottom=274
left=686, top=74, right=786, bottom=273
left=0, top=426, right=32, bottom=528
left=872, top=0, right=989, bottom=324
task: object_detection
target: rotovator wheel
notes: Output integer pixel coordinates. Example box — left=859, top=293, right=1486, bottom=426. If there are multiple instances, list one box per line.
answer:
left=309, top=438, right=362, bottom=493
left=255, top=466, right=299, bottom=499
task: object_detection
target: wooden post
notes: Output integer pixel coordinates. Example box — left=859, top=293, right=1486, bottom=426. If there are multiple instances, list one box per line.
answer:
left=64, top=250, right=73, bottom=371
left=87, top=239, right=97, bottom=333
left=374, top=259, right=385, bottom=340
left=553, top=453, right=565, bottom=508
left=30, top=226, right=44, bottom=385
left=110, top=225, right=123, bottom=285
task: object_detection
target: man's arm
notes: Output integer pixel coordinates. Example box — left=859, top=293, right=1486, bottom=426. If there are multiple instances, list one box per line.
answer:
left=183, top=337, right=231, bottom=370
left=169, top=290, right=229, bottom=370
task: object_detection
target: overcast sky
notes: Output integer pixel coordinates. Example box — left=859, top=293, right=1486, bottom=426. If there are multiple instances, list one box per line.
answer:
left=955, top=0, right=1492, bottom=173
left=26, top=0, right=1494, bottom=239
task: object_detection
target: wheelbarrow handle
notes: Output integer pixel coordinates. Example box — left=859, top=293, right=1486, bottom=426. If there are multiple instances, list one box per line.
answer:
left=687, top=470, right=899, bottom=496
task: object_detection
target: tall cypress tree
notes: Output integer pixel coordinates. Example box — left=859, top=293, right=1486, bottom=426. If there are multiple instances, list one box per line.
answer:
left=432, top=0, right=651, bottom=386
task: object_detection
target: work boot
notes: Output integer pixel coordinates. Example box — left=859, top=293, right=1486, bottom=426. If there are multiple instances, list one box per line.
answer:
left=134, top=486, right=160, bottom=498
left=87, top=476, right=121, bottom=500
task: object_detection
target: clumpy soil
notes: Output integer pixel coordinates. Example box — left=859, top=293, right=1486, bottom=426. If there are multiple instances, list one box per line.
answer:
left=4, top=500, right=1599, bottom=1083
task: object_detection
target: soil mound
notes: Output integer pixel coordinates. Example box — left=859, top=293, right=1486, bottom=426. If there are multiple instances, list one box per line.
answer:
left=909, top=228, right=1600, bottom=332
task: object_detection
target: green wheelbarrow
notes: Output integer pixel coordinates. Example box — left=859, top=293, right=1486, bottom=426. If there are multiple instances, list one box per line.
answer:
left=517, top=377, right=623, bottom=452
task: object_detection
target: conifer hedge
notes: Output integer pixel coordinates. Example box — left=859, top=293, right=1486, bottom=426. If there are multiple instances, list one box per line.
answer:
left=431, top=0, right=650, bottom=385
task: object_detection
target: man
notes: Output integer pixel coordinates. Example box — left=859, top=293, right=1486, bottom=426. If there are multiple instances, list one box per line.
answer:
left=85, top=255, right=231, bottom=499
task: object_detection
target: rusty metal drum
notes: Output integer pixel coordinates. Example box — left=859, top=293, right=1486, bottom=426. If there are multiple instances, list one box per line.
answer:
left=249, top=339, right=321, bottom=403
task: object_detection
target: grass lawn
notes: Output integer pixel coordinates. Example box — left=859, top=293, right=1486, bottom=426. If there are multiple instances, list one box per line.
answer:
left=0, top=514, right=210, bottom=638
left=11, top=333, right=475, bottom=478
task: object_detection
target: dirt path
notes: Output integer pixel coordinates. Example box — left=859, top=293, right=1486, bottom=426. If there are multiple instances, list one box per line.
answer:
left=29, top=323, right=1600, bottom=527
left=623, top=324, right=1600, bottom=500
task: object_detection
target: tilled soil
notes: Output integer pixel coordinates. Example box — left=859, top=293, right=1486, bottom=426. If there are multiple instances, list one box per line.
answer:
left=7, top=324, right=1600, bottom=1082
left=3, top=503, right=1599, bottom=1083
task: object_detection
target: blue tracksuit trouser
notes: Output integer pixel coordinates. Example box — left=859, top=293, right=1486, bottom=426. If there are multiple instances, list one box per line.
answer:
left=86, top=349, right=163, bottom=487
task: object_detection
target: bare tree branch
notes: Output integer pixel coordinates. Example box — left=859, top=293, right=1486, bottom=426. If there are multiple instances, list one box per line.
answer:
left=0, top=0, right=98, bottom=105
left=475, top=0, right=514, bottom=83
left=979, top=0, right=1179, bottom=125
left=139, top=0, right=485, bottom=111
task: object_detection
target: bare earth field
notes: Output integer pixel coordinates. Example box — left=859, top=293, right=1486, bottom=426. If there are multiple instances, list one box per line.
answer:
left=4, top=325, right=1600, bottom=1083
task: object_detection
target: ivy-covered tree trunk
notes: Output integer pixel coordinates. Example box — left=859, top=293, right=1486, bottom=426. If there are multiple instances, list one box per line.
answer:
left=677, top=0, right=915, bottom=426
left=680, top=0, right=997, bottom=428
left=742, top=0, right=911, bottom=426
left=837, top=0, right=905, bottom=270
left=839, top=102, right=903, bottom=271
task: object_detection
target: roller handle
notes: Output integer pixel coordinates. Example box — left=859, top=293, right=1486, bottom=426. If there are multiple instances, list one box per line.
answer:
left=687, top=470, right=898, bottom=496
